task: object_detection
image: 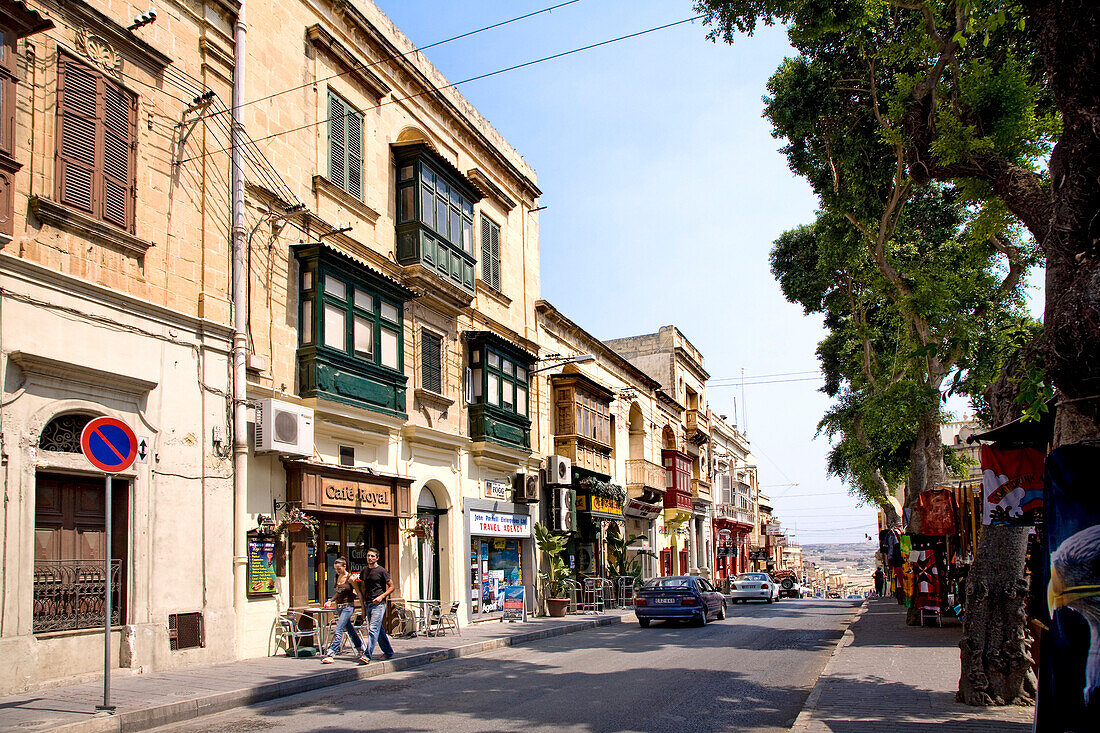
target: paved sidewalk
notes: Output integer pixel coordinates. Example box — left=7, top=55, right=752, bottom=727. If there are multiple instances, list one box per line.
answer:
left=793, top=598, right=1035, bottom=732
left=0, top=609, right=630, bottom=733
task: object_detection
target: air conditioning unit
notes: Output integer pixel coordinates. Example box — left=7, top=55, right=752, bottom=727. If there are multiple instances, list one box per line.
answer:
left=254, top=398, right=314, bottom=457
left=512, top=470, right=541, bottom=504
left=544, top=454, right=572, bottom=486
left=550, top=487, right=576, bottom=532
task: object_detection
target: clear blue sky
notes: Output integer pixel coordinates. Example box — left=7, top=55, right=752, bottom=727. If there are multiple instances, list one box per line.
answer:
left=371, top=0, right=1043, bottom=544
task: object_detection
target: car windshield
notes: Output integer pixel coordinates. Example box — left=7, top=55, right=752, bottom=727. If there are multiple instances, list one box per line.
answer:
left=736, top=574, right=769, bottom=582
left=642, top=577, right=693, bottom=589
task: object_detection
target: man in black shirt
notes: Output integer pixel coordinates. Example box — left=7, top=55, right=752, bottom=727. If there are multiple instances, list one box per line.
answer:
left=360, top=548, right=394, bottom=662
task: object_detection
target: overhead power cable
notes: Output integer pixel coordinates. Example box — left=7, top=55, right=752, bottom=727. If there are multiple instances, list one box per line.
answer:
left=180, top=14, right=705, bottom=164
left=192, top=0, right=584, bottom=124
left=708, top=370, right=820, bottom=383
left=708, top=376, right=825, bottom=387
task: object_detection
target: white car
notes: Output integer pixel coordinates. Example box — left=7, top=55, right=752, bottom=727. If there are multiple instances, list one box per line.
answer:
left=728, top=572, right=779, bottom=603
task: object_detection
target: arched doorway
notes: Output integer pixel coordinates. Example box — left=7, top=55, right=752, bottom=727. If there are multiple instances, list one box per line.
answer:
left=416, top=486, right=443, bottom=600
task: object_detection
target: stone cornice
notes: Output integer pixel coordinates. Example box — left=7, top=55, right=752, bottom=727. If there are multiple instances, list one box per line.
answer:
left=8, top=351, right=158, bottom=395
left=307, top=23, right=390, bottom=100
left=0, top=252, right=235, bottom=343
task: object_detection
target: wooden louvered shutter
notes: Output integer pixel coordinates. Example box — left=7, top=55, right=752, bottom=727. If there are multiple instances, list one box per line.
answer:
left=481, top=215, right=493, bottom=288
left=57, top=58, right=98, bottom=214
left=489, top=221, right=501, bottom=291
left=346, top=108, right=362, bottom=200
left=422, top=330, right=442, bottom=394
left=328, top=92, right=345, bottom=191
left=102, top=81, right=135, bottom=229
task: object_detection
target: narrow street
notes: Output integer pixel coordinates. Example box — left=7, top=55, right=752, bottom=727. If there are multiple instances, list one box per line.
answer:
left=157, top=600, right=859, bottom=733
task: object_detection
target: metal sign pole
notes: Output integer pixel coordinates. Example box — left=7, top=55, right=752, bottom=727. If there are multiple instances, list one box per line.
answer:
left=96, top=472, right=115, bottom=713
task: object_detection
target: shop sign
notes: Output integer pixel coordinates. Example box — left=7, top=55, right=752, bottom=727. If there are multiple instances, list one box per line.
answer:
left=484, top=479, right=510, bottom=500
left=657, top=524, right=687, bottom=536
left=320, top=478, right=393, bottom=513
left=471, top=510, right=531, bottom=538
left=246, top=538, right=277, bottom=597
left=717, top=546, right=737, bottom=558
left=623, top=497, right=662, bottom=520
left=765, top=521, right=783, bottom=535
left=576, top=493, right=623, bottom=517
left=749, top=548, right=768, bottom=561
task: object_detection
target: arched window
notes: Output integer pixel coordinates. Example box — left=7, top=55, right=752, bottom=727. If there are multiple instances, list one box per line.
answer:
left=39, top=413, right=96, bottom=453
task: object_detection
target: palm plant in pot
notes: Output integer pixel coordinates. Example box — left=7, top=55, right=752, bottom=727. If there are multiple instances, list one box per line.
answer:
left=534, top=523, right=571, bottom=617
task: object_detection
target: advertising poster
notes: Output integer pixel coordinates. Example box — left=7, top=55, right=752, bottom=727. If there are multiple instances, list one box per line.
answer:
left=1036, top=445, right=1100, bottom=731
left=247, top=539, right=277, bottom=597
left=501, top=585, right=526, bottom=623
left=980, top=444, right=1045, bottom=525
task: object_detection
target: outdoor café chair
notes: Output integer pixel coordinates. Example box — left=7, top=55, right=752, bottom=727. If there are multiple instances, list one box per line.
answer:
left=433, top=601, right=461, bottom=636
left=275, top=611, right=318, bottom=656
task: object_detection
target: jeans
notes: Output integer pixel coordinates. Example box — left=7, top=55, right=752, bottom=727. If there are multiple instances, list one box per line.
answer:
left=363, top=601, right=393, bottom=659
left=327, top=604, right=363, bottom=657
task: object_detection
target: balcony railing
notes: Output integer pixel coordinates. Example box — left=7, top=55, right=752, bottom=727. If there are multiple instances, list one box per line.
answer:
left=625, top=458, right=664, bottom=491
left=33, top=560, right=122, bottom=634
left=715, top=504, right=754, bottom=526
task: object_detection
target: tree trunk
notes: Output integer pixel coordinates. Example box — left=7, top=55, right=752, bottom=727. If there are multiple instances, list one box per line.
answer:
left=955, top=351, right=1043, bottom=706
left=957, top=525, right=1036, bottom=705
left=904, top=409, right=945, bottom=624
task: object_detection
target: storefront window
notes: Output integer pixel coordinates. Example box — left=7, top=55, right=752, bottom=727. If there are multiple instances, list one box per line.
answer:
left=313, top=517, right=387, bottom=605
left=470, top=537, right=523, bottom=616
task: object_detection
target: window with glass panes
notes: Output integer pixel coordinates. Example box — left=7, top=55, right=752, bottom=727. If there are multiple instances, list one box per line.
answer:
left=469, top=345, right=528, bottom=418
left=394, top=145, right=481, bottom=293
left=300, top=268, right=402, bottom=372
left=396, top=160, right=474, bottom=255
left=575, top=391, right=609, bottom=445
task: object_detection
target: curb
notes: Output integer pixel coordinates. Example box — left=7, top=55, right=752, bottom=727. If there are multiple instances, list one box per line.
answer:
left=790, top=600, right=869, bottom=731
left=44, top=614, right=626, bottom=733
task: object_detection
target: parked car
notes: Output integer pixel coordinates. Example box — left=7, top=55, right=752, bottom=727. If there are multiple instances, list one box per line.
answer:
left=728, top=572, right=780, bottom=603
left=634, top=576, right=727, bottom=627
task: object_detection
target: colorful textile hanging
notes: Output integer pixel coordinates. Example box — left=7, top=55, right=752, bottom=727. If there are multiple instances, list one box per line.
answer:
left=911, top=547, right=941, bottom=611
left=981, top=444, right=1045, bottom=525
left=918, top=488, right=957, bottom=535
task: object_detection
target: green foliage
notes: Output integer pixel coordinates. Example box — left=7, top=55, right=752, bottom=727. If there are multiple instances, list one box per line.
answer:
left=533, top=523, right=570, bottom=599
left=605, top=530, right=657, bottom=583
left=736, top=0, right=1044, bottom=509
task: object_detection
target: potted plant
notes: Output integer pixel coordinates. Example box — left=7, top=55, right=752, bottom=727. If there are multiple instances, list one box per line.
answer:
left=534, top=522, right=571, bottom=617
left=401, top=516, right=436, bottom=548
left=273, top=507, right=319, bottom=542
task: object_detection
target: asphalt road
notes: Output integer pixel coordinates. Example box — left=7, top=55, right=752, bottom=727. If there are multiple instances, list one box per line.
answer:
left=157, top=599, right=861, bottom=733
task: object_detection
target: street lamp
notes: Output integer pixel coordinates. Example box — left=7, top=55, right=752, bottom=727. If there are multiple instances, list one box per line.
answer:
left=529, top=353, right=596, bottom=374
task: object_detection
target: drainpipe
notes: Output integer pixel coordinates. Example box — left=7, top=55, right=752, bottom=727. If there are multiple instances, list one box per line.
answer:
left=231, top=2, right=248, bottom=655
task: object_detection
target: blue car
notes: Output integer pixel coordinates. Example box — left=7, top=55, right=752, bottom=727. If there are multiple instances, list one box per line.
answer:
left=634, top=576, right=727, bottom=627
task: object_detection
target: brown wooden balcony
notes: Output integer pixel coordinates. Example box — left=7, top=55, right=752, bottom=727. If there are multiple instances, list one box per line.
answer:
left=692, top=478, right=712, bottom=502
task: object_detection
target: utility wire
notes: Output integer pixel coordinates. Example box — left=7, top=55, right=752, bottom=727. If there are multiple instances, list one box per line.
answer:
left=180, top=14, right=705, bottom=164
left=192, top=0, right=585, bottom=124
left=709, top=376, right=825, bottom=387
left=709, top=369, right=820, bottom=383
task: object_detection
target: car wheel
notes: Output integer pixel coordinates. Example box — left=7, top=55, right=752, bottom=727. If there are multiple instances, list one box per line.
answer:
left=695, top=610, right=707, bottom=627
left=717, top=602, right=726, bottom=620
left=639, top=618, right=651, bottom=628
left=767, top=595, right=774, bottom=604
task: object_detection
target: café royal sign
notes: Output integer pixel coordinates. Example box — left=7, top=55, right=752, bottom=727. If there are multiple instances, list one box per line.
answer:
left=321, top=479, right=392, bottom=513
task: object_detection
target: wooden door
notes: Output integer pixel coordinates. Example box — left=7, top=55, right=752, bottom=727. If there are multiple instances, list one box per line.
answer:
left=679, top=548, right=689, bottom=575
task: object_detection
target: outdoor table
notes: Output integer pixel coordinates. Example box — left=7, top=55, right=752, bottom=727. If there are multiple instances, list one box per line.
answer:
left=291, top=606, right=338, bottom=650
left=405, top=599, right=441, bottom=636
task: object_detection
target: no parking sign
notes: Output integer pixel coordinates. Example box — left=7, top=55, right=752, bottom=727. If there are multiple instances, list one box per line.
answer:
left=80, top=417, right=138, bottom=474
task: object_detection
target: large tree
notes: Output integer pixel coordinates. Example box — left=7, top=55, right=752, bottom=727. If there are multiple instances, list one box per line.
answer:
left=696, top=0, right=1070, bottom=705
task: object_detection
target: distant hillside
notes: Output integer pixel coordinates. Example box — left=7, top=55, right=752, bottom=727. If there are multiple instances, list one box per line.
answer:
left=801, top=542, right=878, bottom=580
